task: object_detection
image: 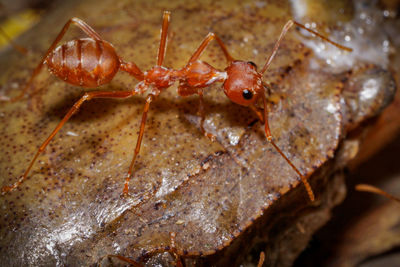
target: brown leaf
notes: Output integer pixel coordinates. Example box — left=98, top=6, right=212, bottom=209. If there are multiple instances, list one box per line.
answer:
left=0, top=0, right=396, bottom=266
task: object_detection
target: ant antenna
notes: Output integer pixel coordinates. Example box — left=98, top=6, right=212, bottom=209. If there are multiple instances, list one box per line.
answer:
left=261, top=20, right=353, bottom=74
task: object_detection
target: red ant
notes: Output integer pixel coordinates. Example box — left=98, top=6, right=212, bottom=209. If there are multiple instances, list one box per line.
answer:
left=1, top=11, right=352, bottom=202
left=0, top=11, right=224, bottom=196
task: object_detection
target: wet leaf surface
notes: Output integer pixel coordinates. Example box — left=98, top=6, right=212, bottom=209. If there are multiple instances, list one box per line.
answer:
left=0, top=0, right=397, bottom=266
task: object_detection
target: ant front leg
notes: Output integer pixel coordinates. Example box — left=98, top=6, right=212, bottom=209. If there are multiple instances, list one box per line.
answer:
left=197, top=89, right=216, bottom=141
left=183, top=32, right=234, bottom=141
left=255, top=20, right=353, bottom=201
left=177, top=84, right=216, bottom=141
left=249, top=104, right=265, bottom=124
left=260, top=94, right=315, bottom=201
left=0, top=17, right=104, bottom=102
left=1, top=91, right=134, bottom=194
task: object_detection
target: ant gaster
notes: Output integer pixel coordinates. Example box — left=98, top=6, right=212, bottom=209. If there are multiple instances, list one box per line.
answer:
left=1, top=11, right=352, bottom=202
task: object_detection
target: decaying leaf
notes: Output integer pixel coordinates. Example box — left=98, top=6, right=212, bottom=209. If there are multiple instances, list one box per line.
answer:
left=0, top=0, right=397, bottom=266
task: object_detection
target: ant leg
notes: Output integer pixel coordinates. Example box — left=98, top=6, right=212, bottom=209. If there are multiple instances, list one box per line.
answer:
left=138, top=232, right=184, bottom=267
left=157, top=11, right=171, bottom=66
left=260, top=20, right=353, bottom=74
left=1, top=91, right=134, bottom=194
left=123, top=93, right=157, bottom=195
left=185, top=33, right=233, bottom=140
left=1, top=17, right=105, bottom=102
left=249, top=104, right=265, bottom=124
left=257, top=251, right=265, bottom=267
left=0, top=27, right=27, bottom=54
left=169, top=232, right=184, bottom=267
left=188, top=32, right=234, bottom=63
left=356, top=184, right=400, bottom=203
left=99, top=254, right=144, bottom=267
left=260, top=94, right=315, bottom=201
left=198, top=89, right=216, bottom=141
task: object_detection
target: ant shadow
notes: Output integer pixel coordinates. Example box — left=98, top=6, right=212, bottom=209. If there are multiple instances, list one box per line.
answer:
left=33, top=83, right=260, bottom=190
left=44, top=83, right=258, bottom=141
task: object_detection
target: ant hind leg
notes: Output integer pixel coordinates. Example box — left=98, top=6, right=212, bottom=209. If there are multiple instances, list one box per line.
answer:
left=1, top=90, right=134, bottom=194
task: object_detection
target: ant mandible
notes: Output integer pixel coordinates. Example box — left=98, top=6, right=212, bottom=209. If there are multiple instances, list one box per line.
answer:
left=1, top=11, right=352, bottom=202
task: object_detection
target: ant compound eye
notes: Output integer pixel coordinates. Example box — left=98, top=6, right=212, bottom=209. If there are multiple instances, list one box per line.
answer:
left=242, top=89, right=253, bottom=100
left=247, top=61, right=257, bottom=68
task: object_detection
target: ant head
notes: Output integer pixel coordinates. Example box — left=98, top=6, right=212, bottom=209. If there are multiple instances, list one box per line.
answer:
left=223, top=61, right=264, bottom=106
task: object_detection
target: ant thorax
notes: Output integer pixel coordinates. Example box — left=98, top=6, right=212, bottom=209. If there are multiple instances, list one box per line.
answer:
left=143, top=66, right=177, bottom=89
left=179, top=60, right=227, bottom=89
left=223, top=61, right=263, bottom=106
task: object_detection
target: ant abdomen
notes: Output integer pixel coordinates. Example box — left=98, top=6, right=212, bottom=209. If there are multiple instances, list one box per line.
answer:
left=46, top=38, right=120, bottom=87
